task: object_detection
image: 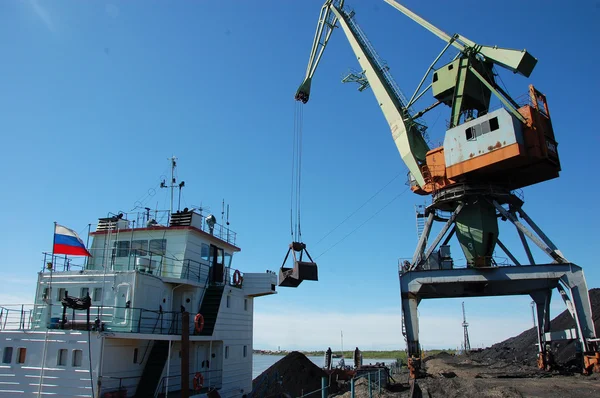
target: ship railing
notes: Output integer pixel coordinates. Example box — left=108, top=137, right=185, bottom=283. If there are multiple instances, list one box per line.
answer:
left=22, top=302, right=198, bottom=335
left=0, top=304, right=36, bottom=331
left=96, top=209, right=237, bottom=246
left=40, top=252, right=86, bottom=272
left=42, top=250, right=213, bottom=285
left=100, top=374, right=139, bottom=397
left=155, top=369, right=223, bottom=397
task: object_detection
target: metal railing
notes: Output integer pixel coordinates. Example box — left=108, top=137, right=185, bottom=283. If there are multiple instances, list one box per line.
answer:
left=348, top=368, right=387, bottom=398
left=155, top=369, right=223, bottom=397
left=42, top=250, right=214, bottom=284
left=100, top=375, right=139, bottom=397
left=99, top=209, right=237, bottom=246
left=0, top=304, right=36, bottom=330
left=2, top=302, right=197, bottom=335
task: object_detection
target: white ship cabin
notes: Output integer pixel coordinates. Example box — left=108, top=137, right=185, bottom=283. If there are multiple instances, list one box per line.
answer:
left=0, top=209, right=277, bottom=398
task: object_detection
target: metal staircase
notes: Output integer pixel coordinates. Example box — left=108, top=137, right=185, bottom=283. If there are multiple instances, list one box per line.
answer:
left=134, top=340, right=169, bottom=398
left=415, top=205, right=426, bottom=240
left=197, top=286, right=224, bottom=336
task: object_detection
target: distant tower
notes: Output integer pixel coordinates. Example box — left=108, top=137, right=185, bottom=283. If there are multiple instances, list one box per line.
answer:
left=462, top=302, right=471, bottom=353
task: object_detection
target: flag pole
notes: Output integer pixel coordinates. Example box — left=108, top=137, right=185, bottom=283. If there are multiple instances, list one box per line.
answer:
left=38, top=221, right=56, bottom=398
left=84, top=223, right=91, bottom=269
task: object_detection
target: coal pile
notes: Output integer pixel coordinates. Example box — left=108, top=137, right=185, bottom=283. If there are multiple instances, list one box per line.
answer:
left=251, top=351, right=329, bottom=397
left=471, top=288, right=600, bottom=368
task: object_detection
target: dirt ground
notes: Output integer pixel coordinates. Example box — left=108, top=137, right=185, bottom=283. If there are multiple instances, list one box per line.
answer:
left=341, top=354, right=600, bottom=398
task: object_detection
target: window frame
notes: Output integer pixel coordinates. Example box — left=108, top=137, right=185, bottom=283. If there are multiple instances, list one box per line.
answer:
left=2, top=347, right=13, bottom=364
left=72, top=349, right=83, bottom=367
left=17, top=347, right=26, bottom=364
left=131, top=240, right=148, bottom=257
left=57, top=349, right=68, bottom=366
left=149, top=239, right=167, bottom=256
left=93, top=287, right=103, bottom=302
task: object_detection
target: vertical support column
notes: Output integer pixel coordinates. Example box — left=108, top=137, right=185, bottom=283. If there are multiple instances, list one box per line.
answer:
left=560, top=266, right=600, bottom=374
left=401, top=284, right=421, bottom=378
left=531, top=290, right=552, bottom=370
left=321, top=376, right=327, bottom=398
left=182, top=312, right=190, bottom=398
left=560, top=267, right=597, bottom=349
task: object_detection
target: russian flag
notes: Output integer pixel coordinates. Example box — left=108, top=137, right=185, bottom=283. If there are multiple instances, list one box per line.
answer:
left=54, top=224, right=91, bottom=257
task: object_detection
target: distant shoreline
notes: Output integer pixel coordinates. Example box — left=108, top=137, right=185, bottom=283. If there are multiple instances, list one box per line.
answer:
left=254, top=350, right=444, bottom=360
left=254, top=349, right=452, bottom=360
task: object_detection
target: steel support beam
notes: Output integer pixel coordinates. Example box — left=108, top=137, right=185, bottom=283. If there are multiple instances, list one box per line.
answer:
left=493, top=201, right=565, bottom=263
left=496, top=238, right=521, bottom=266
left=442, top=226, right=455, bottom=246
left=411, top=211, right=434, bottom=267
left=517, top=207, right=567, bottom=262
left=420, top=203, right=464, bottom=268
left=516, top=224, right=536, bottom=265
left=400, top=263, right=599, bottom=377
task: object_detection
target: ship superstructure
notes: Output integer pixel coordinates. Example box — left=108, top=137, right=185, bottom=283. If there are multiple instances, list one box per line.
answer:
left=1, top=191, right=276, bottom=397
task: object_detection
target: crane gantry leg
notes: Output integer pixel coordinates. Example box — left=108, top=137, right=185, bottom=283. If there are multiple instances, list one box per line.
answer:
left=400, top=188, right=600, bottom=378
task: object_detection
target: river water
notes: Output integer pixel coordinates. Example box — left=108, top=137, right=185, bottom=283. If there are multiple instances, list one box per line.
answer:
left=253, top=354, right=398, bottom=379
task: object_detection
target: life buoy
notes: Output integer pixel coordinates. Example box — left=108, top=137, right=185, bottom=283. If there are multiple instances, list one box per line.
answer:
left=233, top=269, right=243, bottom=286
left=194, top=313, right=204, bottom=333
left=193, top=372, right=204, bottom=391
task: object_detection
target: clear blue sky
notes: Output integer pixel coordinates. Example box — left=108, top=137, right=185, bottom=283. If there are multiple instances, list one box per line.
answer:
left=1, top=0, right=599, bottom=350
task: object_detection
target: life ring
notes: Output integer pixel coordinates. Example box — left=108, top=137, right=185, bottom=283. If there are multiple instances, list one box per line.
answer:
left=193, top=372, right=204, bottom=391
left=233, top=270, right=243, bottom=286
left=194, top=313, right=204, bottom=333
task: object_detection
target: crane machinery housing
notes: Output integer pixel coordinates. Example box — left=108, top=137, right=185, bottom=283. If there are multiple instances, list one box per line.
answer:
left=283, top=0, right=600, bottom=378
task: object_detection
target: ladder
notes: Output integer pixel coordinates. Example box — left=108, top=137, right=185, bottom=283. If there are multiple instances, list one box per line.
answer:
left=415, top=205, right=426, bottom=240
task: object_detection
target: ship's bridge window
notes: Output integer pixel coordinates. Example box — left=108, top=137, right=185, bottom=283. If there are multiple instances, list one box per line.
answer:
left=149, top=239, right=167, bottom=256
left=112, top=241, right=130, bottom=258
left=81, top=287, right=89, bottom=298
left=224, top=253, right=232, bottom=267
left=131, top=240, right=148, bottom=256
left=201, top=244, right=210, bottom=262
left=57, top=288, right=66, bottom=300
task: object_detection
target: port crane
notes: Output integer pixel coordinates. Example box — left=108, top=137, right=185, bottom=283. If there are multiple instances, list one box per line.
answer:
left=285, top=0, right=600, bottom=377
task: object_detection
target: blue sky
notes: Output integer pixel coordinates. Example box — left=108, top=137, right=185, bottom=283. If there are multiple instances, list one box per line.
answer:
left=1, top=0, right=599, bottom=350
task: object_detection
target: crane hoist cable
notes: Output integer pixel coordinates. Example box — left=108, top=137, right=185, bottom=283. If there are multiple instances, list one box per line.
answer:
left=278, top=101, right=319, bottom=288
left=290, top=101, right=304, bottom=242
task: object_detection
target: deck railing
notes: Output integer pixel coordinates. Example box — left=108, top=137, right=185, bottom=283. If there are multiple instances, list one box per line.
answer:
left=0, top=304, right=36, bottom=331
left=40, top=251, right=214, bottom=284
left=155, top=369, right=223, bottom=397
